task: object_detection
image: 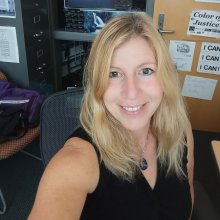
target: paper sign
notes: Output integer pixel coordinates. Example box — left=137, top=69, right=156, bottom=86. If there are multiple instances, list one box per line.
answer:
left=182, top=75, right=217, bottom=100
left=0, top=0, right=15, bottom=18
left=0, top=0, right=9, bottom=10
left=195, top=0, right=220, bottom=2
left=169, top=40, right=196, bottom=72
left=187, top=10, right=220, bottom=38
left=0, top=26, right=19, bottom=63
left=197, top=42, right=220, bottom=75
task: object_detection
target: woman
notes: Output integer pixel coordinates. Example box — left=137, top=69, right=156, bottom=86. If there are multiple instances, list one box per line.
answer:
left=28, top=13, right=194, bottom=220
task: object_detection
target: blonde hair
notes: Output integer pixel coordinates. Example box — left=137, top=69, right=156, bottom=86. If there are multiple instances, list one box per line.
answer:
left=80, top=13, right=188, bottom=181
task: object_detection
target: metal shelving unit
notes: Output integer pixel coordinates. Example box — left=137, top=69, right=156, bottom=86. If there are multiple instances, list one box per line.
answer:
left=48, top=0, right=154, bottom=91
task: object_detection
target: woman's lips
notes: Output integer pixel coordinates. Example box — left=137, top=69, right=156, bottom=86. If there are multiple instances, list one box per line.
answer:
left=121, top=104, right=146, bottom=113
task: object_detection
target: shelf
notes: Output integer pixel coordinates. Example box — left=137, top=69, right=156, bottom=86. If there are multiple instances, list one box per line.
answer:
left=53, top=30, right=97, bottom=42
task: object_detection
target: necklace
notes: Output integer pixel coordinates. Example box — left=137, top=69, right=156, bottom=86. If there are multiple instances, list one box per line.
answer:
left=139, top=133, right=149, bottom=171
left=140, top=157, right=148, bottom=170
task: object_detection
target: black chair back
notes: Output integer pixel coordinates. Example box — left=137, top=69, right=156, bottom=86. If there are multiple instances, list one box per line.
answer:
left=40, top=88, right=84, bottom=166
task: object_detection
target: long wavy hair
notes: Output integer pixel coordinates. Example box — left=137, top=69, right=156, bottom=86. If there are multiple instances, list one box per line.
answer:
left=80, top=13, right=188, bottom=181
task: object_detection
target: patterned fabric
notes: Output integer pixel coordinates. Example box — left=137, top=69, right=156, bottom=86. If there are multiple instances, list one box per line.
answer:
left=0, top=72, right=7, bottom=81
left=0, top=125, right=40, bottom=159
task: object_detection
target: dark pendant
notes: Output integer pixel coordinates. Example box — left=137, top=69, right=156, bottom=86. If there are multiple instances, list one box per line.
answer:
left=140, top=158, right=148, bottom=170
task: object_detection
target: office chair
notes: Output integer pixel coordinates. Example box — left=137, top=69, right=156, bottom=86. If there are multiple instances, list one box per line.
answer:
left=40, top=88, right=219, bottom=220
left=40, top=88, right=84, bottom=166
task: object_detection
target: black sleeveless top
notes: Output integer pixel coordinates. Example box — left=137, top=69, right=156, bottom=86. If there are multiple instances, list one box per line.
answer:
left=70, top=127, right=192, bottom=220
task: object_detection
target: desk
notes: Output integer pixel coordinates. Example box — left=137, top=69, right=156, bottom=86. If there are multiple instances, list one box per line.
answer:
left=211, top=140, right=220, bottom=173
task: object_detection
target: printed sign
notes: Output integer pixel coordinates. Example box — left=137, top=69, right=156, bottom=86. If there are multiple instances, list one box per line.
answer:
left=187, top=10, right=220, bottom=38
left=169, top=40, right=196, bottom=72
left=195, top=0, right=220, bottom=2
left=197, top=42, right=220, bottom=75
left=182, top=75, right=217, bottom=100
left=0, top=0, right=16, bottom=18
left=0, top=26, right=19, bottom=63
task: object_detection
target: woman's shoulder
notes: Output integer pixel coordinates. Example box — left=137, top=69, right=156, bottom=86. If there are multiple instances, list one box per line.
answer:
left=69, top=126, right=101, bottom=161
left=45, top=135, right=100, bottom=193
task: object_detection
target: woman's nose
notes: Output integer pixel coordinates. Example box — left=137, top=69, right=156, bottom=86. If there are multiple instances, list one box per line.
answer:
left=122, top=76, right=140, bottom=99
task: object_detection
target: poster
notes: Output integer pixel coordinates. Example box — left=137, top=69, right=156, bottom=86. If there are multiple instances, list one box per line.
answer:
left=0, top=26, right=19, bottom=63
left=187, top=10, right=220, bottom=38
left=0, top=0, right=16, bottom=18
left=169, top=40, right=196, bottom=72
left=182, top=75, right=217, bottom=100
left=197, top=42, right=220, bottom=75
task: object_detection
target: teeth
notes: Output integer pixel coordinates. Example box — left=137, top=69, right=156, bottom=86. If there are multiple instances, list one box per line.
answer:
left=123, top=105, right=142, bottom=112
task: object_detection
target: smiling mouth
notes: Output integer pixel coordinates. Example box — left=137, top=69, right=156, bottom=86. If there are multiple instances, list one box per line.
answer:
left=122, top=105, right=144, bottom=112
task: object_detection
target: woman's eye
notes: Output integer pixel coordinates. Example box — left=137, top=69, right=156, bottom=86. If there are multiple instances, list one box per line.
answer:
left=109, top=71, right=121, bottom=78
left=141, top=68, right=154, bottom=76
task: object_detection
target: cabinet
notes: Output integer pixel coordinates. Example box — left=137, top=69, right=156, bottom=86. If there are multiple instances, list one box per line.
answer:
left=0, top=0, right=54, bottom=94
left=47, top=0, right=155, bottom=91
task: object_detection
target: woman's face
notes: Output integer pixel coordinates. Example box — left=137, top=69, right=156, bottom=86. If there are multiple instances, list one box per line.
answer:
left=103, top=36, right=163, bottom=137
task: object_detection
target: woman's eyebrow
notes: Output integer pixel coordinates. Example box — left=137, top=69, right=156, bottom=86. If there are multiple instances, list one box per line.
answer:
left=137, top=62, right=157, bottom=68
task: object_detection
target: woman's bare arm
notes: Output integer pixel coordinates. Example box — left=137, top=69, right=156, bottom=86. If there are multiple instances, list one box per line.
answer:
left=28, top=137, right=99, bottom=220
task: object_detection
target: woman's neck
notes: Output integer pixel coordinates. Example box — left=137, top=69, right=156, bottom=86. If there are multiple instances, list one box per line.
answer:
left=131, top=125, right=150, bottom=148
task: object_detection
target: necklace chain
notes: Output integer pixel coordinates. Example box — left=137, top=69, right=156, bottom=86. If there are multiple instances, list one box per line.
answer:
left=141, top=132, right=150, bottom=154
